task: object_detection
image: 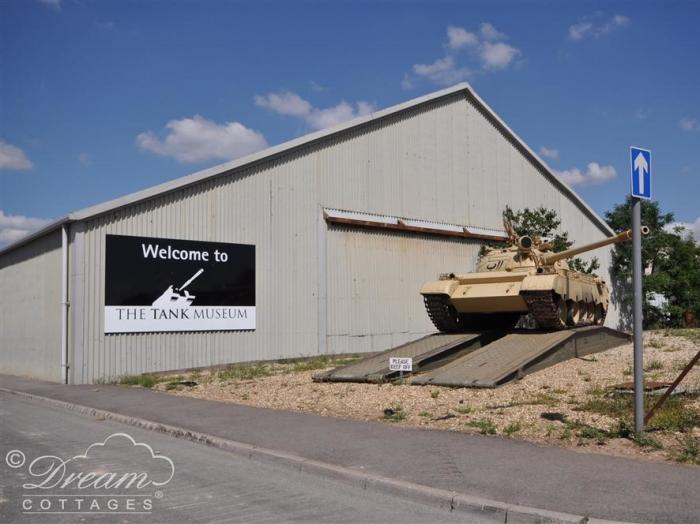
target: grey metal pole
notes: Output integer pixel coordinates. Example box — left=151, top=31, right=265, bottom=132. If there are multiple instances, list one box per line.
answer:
left=632, top=198, right=644, bottom=433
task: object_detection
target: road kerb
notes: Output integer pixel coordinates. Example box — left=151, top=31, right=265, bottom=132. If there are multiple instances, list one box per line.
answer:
left=0, top=386, right=621, bottom=523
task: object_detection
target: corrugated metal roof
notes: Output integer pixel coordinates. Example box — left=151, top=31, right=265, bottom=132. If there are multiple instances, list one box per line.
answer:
left=0, top=82, right=614, bottom=256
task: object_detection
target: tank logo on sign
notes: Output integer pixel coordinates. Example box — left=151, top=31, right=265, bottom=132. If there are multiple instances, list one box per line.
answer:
left=104, top=235, right=255, bottom=333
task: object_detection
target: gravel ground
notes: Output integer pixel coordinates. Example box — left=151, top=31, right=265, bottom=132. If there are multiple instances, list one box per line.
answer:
left=155, top=330, right=700, bottom=464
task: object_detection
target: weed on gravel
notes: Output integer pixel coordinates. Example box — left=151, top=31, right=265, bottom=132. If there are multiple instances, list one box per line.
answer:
left=465, top=418, right=497, bottom=435
left=383, top=405, right=407, bottom=422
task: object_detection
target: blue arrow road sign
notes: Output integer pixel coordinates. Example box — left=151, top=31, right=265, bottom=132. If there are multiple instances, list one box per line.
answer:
left=630, top=147, right=651, bottom=199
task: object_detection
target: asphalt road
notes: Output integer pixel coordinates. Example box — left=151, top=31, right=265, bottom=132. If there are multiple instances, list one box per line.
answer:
left=0, top=392, right=465, bottom=524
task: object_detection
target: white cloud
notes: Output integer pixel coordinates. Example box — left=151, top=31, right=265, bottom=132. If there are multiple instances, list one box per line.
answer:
left=405, top=23, right=521, bottom=87
left=613, top=15, right=631, bottom=27
left=254, top=92, right=311, bottom=117
left=0, top=140, right=33, bottom=171
left=568, top=22, right=594, bottom=41
left=78, top=152, right=91, bottom=166
left=0, top=210, right=52, bottom=246
left=569, top=14, right=630, bottom=41
left=413, top=56, right=471, bottom=85
left=446, top=25, right=478, bottom=50
left=480, top=41, right=520, bottom=70
left=479, top=23, right=506, bottom=41
left=539, top=146, right=559, bottom=161
left=136, top=115, right=268, bottom=164
left=38, top=0, right=61, bottom=10
left=556, top=162, right=617, bottom=186
left=666, top=217, right=700, bottom=243
left=679, top=117, right=699, bottom=131
left=255, top=92, right=375, bottom=131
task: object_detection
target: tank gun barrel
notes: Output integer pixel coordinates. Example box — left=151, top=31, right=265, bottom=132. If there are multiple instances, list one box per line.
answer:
left=541, top=227, right=649, bottom=265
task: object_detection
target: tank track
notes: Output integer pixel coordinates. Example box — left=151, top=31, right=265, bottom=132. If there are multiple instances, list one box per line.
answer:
left=423, top=294, right=461, bottom=332
left=521, top=291, right=566, bottom=330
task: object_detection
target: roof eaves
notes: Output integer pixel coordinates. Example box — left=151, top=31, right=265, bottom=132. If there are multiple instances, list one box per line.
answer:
left=0, top=216, right=70, bottom=257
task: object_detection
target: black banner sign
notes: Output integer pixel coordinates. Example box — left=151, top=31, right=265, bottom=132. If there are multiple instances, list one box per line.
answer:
left=104, top=234, right=255, bottom=333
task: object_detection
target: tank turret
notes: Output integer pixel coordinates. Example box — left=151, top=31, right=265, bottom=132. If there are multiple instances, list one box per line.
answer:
left=420, top=221, right=648, bottom=331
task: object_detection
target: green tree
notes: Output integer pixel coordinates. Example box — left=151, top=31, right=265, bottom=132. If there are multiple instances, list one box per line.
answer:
left=489, top=206, right=600, bottom=274
left=605, top=196, right=700, bottom=328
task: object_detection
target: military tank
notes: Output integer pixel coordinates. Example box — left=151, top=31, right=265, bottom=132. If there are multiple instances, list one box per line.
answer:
left=420, top=222, right=649, bottom=331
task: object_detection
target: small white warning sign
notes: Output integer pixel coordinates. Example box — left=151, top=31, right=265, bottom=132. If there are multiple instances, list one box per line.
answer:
left=389, top=357, right=413, bottom=372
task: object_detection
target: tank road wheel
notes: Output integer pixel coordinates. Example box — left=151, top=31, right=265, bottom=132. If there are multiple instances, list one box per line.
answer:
left=423, top=295, right=464, bottom=332
left=574, top=301, right=588, bottom=326
left=556, top=298, right=569, bottom=328
left=565, top=300, right=578, bottom=327
left=521, top=291, right=568, bottom=330
left=594, top=304, right=607, bottom=325
left=584, top=302, right=595, bottom=324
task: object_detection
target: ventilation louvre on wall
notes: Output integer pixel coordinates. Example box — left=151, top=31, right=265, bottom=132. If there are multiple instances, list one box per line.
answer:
left=323, top=208, right=507, bottom=242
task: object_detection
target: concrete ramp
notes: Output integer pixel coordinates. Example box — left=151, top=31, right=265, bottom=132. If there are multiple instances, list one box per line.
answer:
left=411, top=326, right=630, bottom=388
left=314, top=333, right=486, bottom=384
left=315, top=326, right=630, bottom=388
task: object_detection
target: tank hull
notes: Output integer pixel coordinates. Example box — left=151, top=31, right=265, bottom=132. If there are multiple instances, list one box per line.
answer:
left=420, top=271, right=609, bottom=331
left=420, top=272, right=528, bottom=314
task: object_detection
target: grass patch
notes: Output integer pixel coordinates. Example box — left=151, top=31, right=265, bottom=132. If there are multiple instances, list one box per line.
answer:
left=644, top=359, right=664, bottom=372
left=576, top=392, right=700, bottom=433
left=289, top=355, right=360, bottom=373
left=674, top=434, right=700, bottom=464
left=524, top=393, right=559, bottom=407
left=465, top=418, right=497, bottom=435
left=418, top=411, right=432, bottom=418
left=455, top=406, right=472, bottom=414
left=503, top=421, right=522, bottom=437
left=648, top=399, right=700, bottom=432
left=586, top=384, right=606, bottom=396
left=430, top=390, right=440, bottom=399
left=119, top=374, right=161, bottom=388
left=647, top=338, right=664, bottom=349
left=383, top=405, right=407, bottom=422
left=574, top=423, right=609, bottom=445
left=663, top=346, right=682, bottom=353
left=290, top=356, right=334, bottom=373
left=218, top=363, right=274, bottom=381
left=488, top=393, right=559, bottom=410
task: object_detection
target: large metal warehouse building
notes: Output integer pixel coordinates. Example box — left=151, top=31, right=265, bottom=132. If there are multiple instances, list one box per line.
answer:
left=0, top=83, right=618, bottom=384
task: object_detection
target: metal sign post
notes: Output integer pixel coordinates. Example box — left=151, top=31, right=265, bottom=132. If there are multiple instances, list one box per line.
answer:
left=630, top=146, right=651, bottom=433
left=632, top=198, right=644, bottom=433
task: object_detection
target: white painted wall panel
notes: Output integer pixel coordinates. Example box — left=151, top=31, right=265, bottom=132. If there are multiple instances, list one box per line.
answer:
left=0, top=230, right=62, bottom=381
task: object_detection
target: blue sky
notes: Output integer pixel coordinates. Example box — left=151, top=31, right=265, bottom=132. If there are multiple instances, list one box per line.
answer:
left=1, top=0, right=698, bottom=246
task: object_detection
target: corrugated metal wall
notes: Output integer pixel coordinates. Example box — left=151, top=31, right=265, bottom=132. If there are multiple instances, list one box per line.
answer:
left=55, top=90, right=616, bottom=383
left=325, top=226, right=484, bottom=354
left=0, top=229, right=62, bottom=381
left=70, top=155, right=320, bottom=384
left=318, top=92, right=618, bottom=334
